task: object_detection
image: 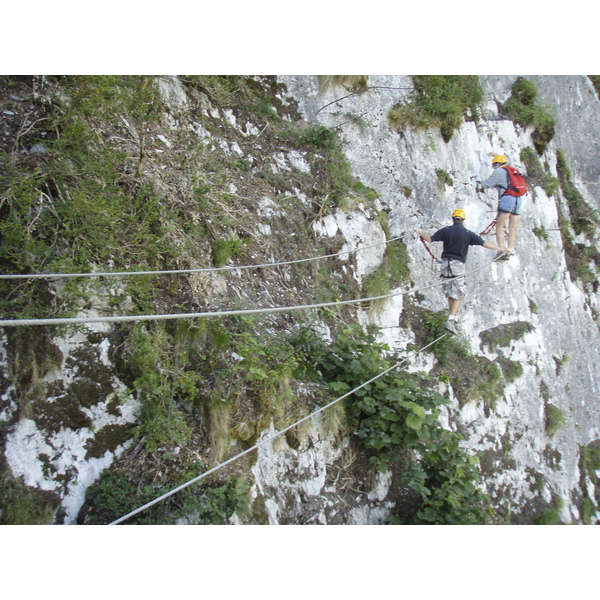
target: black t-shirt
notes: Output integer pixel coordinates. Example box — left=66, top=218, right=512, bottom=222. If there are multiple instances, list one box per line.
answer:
left=430, top=222, right=485, bottom=263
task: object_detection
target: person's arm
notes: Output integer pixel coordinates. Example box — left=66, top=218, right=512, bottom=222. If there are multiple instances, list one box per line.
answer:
left=479, top=168, right=505, bottom=190
left=415, top=228, right=432, bottom=243
left=483, top=240, right=511, bottom=253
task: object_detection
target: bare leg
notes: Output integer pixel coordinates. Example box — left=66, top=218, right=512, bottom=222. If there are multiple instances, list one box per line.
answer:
left=448, top=297, right=461, bottom=317
left=496, top=212, right=510, bottom=248
left=507, top=214, right=519, bottom=248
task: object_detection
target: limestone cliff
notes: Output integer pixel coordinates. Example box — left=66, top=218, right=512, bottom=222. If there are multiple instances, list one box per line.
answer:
left=1, top=75, right=599, bottom=525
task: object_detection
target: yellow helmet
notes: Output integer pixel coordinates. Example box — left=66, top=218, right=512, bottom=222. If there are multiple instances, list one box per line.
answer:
left=452, top=209, right=466, bottom=220
left=492, top=154, right=507, bottom=165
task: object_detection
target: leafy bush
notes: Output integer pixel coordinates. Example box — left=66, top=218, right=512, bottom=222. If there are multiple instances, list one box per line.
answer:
left=402, top=430, right=489, bottom=524
left=291, top=323, right=489, bottom=524
left=293, top=324, right=447, bottom=470
left=82, top=468, right=250, bottom=525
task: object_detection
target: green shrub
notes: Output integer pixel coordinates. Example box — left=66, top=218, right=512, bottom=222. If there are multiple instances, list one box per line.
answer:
left=579, top=443, right=600, bottom=524
left=128, top=323, right=199, bottom=451
left=0, top=464, right=57, bottom=524
left=389, top=76, right=484, bottom=142
left=535, top=496, right=564, bottom=525
left=402, top=430, right=489, bottom=524
left=82, top=468, right=250, bottom=525
left=503, top=77, right=555, bottom=155
left=0, top=76, right=178, bottom=321
left=520, top=146, right=559, bottom=196
left=211, top=237, right=247, bottom=267
left=556, top=149, right=599, bottom=238
left=423, top=311, right=470, bottom=367
left=436, top=168, right=453, bottom=190
left=533, top=225, right=550, bottom=242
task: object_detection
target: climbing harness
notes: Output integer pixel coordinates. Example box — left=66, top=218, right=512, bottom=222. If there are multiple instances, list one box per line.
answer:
left=108, top=331, right=449, bottom=525
left=440, top=259, right=465, bottom=279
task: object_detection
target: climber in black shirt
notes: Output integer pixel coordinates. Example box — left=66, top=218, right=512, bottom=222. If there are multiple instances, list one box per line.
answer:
left=415, top=209, right=509, bottom=334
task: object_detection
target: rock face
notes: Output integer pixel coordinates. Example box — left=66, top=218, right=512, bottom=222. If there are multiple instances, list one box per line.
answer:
left=278, top=75, right=600, bottom=523
left=2, top=75, right=600, bottom=524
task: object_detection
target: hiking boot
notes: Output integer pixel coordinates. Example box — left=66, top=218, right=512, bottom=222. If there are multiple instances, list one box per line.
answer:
left=495, top=250, right=510, bottom=261
left=444, top=319, right=458, bottom=335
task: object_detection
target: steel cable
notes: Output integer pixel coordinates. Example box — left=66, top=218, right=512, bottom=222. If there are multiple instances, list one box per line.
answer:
left=0, top=252, right=510, bottom=327
left=108, top=332, right=448, bottom=525
left=0, top=236, right=404, bottom=280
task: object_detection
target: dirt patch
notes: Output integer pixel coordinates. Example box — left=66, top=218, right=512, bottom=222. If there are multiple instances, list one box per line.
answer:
left=84, top=423, right=136, bottom=459
left=33, top=382, right=93, bottom=434
left=479, top=321, right=534, bottom=352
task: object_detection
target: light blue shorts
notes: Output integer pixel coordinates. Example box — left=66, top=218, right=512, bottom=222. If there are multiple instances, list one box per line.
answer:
left=498, top=194, right=522, bottom=215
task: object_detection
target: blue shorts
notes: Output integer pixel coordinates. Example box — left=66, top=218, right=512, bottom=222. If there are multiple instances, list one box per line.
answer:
left=498, top=194, right=522, bottom=215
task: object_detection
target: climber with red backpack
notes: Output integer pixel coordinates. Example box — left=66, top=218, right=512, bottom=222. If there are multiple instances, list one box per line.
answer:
left=478, top=154, right=527, bottom=260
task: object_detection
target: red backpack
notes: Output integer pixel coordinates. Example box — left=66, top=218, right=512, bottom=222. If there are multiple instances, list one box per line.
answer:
left=502, top=165, right=527, bottom=197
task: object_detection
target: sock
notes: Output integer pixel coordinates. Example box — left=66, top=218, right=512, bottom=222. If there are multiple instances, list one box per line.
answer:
left=448, top=315, right=455, bottom=321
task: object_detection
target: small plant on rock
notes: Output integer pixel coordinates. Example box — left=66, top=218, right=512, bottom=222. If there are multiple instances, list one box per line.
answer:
left=545, top=403, right=567, bottom=438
